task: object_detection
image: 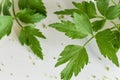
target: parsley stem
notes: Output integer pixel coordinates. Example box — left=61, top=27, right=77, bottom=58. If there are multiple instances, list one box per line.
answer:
left=11, top=0, right=23, bottom=28
left=83, top=36, right=94, bottom=47
left=111, top=21, right=116, bottom=26
left=111, top=21, right=119, bottom=29
left=110, top=27, right=115, bottom=30
left=95, top=15, right=104, bottom=19
left=111, top=0, right=117, bottom=5
left=0, top=0, right=4, bottom=15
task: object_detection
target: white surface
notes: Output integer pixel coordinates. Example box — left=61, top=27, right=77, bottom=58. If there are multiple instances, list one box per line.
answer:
left=0, top=0, right=120, bottom=80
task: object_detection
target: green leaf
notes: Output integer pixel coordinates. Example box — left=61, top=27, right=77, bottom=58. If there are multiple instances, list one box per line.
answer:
left=19, top=26, right=46, bottom=59
left=112, top=30, right=120, bottom=50
left=0, top=16, right=13, bottom=39
left=73, top=13, right=92, bottom=35
left=92, top=19, right=106, bottom=32
left=84, top=1, right=97, bottom=18
left=55, top=45, right=88, bottom=80
left=73, top=1, right=97, bottom=18
left=96, top=0, right=110, bottom=16
left=17, top=9, right=45, bottom=23
left=95, top=29, right=119, bottom=66
left=55, top=1, right=97, bottom=19
left=72, top=2, right=83, bottom=9
left=49, top=13, right=92, bottom=39
left=54, top=9, right=80, bottom=15
left=18, top=0, right=46, bottom=16
left=106, top=4, right=120, bottom=20
left=49, top=21, right=87, bottom=39
left=3, top=0, right=12, bottom=15
left=18, top=0, right=27, bottom=9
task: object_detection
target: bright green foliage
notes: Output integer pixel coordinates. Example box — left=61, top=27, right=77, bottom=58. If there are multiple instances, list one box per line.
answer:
left=18, top=0, right=27, bottom=9
left=73, top=13, right=92, bottom=34
left=0, top=16, right=13, bottom=39
left=19, top=26, right=46, bottom=59
left=73, top=1, right=97, bottom=18
left=97, top=0, right=120, bottom=20
left=106, top=4, right=120, bottom=20
left=49, top=21, right=87, bottom=39
left=18, top=0, right=46, bottom=16
left=49, top=13, right=92, bottom=39
left=96, top=0, right=110, bottom=16
left=17, top=0, right=47, bottom=59
left=17, top=9, right=45, bottom=23
left=112, top=30, right=120, bottom=50
left=55, top=1, right=97, bottom=19
left=92, top=19, right=106, bottom=32
left=0, top=0, right=120, bottom=80
left=0, top=0, right=46, bottom=60
left=54, top=9, right=80, bottom=15
left=1, top=0, right=12, bottom=15
left=95, top=29, right=119, bottom=66
left=55, top=45, right=88, bottom=80
left=50, top=0, right=120, bottom=80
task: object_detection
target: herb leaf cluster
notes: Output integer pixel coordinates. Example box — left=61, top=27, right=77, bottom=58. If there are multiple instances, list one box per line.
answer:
left=0, top=0, right=46, bottom=59
left=0, top=0, right=120, bottom=80
left=49, top=0, right=120, bottom=80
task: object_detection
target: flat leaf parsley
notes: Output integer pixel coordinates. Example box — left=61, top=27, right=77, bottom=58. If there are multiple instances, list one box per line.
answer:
left=0, top=0, right=46, bottom=59
left=49, top=0, right=120, bottom=80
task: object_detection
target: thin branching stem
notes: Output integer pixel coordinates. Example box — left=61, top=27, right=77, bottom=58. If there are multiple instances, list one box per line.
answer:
left=111, top=21, right=116, bottom=26
left=0, top=0, right=4, bottom=15
left=83, top=36, right=94, bottom=47
left=111, top=21, right=119, bottom=30
left=111, top=0, right=117, bottom=5
left=11, top=0, right=23, bottom=28
left=95, top=15, right=105, bottom=19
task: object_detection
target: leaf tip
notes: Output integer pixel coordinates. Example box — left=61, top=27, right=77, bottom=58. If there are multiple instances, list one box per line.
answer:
left=55, top=63, right=59, bottom=67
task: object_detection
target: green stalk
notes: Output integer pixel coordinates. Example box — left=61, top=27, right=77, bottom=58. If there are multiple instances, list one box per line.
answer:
left=11, top=0, right=23, bottom=28
left=95, top=15, right=105, bottom=19
left=83, top=36, right=94, bottom=47
left=111, top=0, right=117, bottom=5
left=0, top=0, right=4, bottom=15
left=111, top=21, right=119, bottom=30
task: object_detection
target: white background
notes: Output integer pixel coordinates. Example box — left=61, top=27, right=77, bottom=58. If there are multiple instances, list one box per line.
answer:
left=0, top=0, right=120, bottom=80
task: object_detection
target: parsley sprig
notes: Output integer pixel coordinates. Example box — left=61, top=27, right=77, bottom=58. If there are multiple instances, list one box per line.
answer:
left=49, top=0, right=120, bottom=80
left=0, top=0, right=46, bottom=59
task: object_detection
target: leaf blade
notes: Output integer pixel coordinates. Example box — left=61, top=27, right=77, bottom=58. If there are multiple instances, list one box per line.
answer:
left=49, top=13, right=92, bottom=39
left=3, top=0, right=12, bottom=15
left=0, top=16, right=13, bottom=39
left=19, top=26, right=45, bottom=59
left=54, top=9, right=79, bottom=15
left=96, top=0, right=110, bottom=16
left=18, top=0, right=46, bottom=16
left=106, top=4, right=120, bottom=20
left=95, top=29, right=119, bottom=66
left=73, top=13, right=92, bottom=35
left=55, top=45, right=88, bottom=80
left=17, top=9, right=45, bottom=23
left=49, top=21, right=87, bottom=39
left=92, top=19, right=106, bottom=32
left=78, top=1, right=97, bottom=18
